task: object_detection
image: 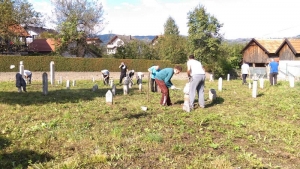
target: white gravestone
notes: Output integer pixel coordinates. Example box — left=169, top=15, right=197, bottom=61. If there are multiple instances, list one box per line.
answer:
left=182, top=82, right=190, bottom=112
left=109, top=79, right=114, bottom=87
left=252, top=80, right=258, bottom=98
left=72, top=80, right=76, bottom=86
left=92, top=77, right=95, bottom=82
left=19, top=61, right=24, bottom=78
left=289, top=76, right=295, bottom=88
left=218, top=77, right=222, bottom=91
left=106, top=90, right=113, bottom=105
left=209, top=89, right=217, bottom=101
left=209, top=74, right=214, bottom=81
left=227, top=74, right=230, bottom=81
left=66, top=80, right=70, bottom=89
left=123, top=77, right=129, bottom=95
left=259, top=78, right=264, bottom=89
left=50, top=61, right=55, bottom=85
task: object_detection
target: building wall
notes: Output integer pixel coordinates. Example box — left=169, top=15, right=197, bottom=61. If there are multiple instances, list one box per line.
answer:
left=279, top=44, right=295, bottom=60
left=243, top=42, right=269, bottom=64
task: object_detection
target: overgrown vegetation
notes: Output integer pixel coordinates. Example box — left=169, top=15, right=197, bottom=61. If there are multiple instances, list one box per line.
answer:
left=0, top=79, right=299, bottom=168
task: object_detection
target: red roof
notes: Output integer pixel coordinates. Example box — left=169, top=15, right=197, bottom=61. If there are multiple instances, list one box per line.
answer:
left=28, top=39, right=57, bottom=52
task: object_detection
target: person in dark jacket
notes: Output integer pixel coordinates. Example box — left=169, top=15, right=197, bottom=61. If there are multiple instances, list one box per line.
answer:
left=119, top=62, right=128, bottom=84
left=155, top=65, right=182, bottom=106
left=16, top=73, right=26, bottom=92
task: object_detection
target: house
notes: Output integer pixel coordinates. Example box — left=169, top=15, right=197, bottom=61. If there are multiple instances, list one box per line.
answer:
left=275, top=39, right=300, bottom=79
left=106, top=35, right=135, bottom=55
left=242, top=38, right=283, bottom=67
left=25, top=26, right=57, bottom=44
left=242, top=38, right=300, bottom=79
left=28, top=38, right=57, bottom=54
left=86, top=37, right=102, bottom=46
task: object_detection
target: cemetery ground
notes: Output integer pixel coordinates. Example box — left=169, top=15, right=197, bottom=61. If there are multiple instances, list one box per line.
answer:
left=0, top=77, right=300, bottom=168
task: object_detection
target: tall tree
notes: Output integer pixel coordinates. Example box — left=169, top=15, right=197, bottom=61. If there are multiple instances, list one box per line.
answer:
left=164, top=16, right=180, bottom=35
left=187, top=4, right=223, bottom=66
left=155, top=17, right=187, bottom=64
left=52, top=0, right=105, bottom=57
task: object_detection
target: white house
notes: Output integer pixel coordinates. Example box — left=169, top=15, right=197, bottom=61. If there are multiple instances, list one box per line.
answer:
left=25, top=26, right=56, bottom=44
left=106, top=35, right=135, bottom=55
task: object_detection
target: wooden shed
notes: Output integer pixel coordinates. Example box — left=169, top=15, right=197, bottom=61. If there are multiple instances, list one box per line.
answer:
left=242, top=38, right=283, bottom=67
left=276, top=39, right=300, bottom=60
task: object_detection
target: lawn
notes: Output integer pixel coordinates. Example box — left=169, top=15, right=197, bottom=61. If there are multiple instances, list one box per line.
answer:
left=0, top=78, right=300, bottom=168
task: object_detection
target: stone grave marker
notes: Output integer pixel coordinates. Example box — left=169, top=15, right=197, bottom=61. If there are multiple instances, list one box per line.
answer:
left=42, top=72, right=48, bottom=95
left=218, top=77, right=222, bottom=91
left=72, top=80, right=76, bottom=86
left=209, top=74, right=214, bottom=81
left=289, top=76, right=295, bottom=88
left=227, top=74, right=230, bottom=81
left=209, top=89, right=217, bottom=101
left=106, top=90, right=113, bottom=105
left=66, top=80, right=70, bottom=89
left=50, top=61, right=55, bottom=85
left=112, top=84, right=116, bottom=96
left=259, top=78, right=264, bottom=89
left=182, top=82, right=190, bottom=112
left=252, top=80, right=258, bottom=98
left=123, top=77, right=129, bottom=95
left=92, top=84, right=98, bottom=92
left=19, top=61, right=24, bottom=78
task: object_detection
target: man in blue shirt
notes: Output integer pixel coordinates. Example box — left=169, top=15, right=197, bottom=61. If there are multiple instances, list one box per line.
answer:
left=148, top=65, right=160, bottom=92
left=269, top=58, right=279, bottom=85
left=155, top=65, right=182, bottom=106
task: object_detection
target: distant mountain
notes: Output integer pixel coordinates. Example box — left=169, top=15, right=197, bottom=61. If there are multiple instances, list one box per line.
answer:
left=98, top=34, right=157, bottom=44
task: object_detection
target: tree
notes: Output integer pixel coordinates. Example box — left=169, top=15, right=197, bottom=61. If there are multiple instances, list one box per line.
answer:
left=187, top=4, right=223, bottom=67
left=52, top=0, right=105, bottom=57
left=155, top=17, right=187, bottom=64
left=0, top=0, right=42, bottom=52
left=164, top=17, right=180, bottom=35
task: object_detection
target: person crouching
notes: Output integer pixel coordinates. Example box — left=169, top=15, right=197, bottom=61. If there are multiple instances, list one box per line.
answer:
left=155, top=65, right=182, bottom=106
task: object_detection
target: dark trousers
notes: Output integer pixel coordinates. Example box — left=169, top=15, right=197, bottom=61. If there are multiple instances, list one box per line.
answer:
left=103, top=75, right=109, bottom=85
left=155, top=79, right=171, bottom=106
left=269, top=72, right=278, bottom=85
left=150, top=78, right=157, bottom=92
left=242, top=74, right=248, bottom=84
left=119, top=73, right=126, bottom=84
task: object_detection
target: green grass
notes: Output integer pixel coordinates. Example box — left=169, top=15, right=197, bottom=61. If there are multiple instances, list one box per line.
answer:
left=0, top=79, right=300, bottom=168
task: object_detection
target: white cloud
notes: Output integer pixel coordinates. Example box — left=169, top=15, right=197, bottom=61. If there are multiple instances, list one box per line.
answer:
left=30, top=0, right=300, bottom=39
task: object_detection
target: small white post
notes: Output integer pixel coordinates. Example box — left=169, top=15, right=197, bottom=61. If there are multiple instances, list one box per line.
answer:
left=19, top=61, right=24, bottom=78
left=66, top=80, right=70, bottom=89
left=209, top=74, right=213, bottom=81
left=72, top=80, right=76, bottom=86
left=218, top=77, right=222, bottom=91
left=112, top=84, right=116, bottom=96
left=139, top=83, right=142, bottom=91
left=259, top=78, right=264, bottom=89
left=252, top=80, right=257, bottom=98
left=106, top=90, right=113, bottom=105
left=227, top=74, right=230, bottom=81
left=249, top=82, right=252, bottom=89
left=109, top=79, right=114, bottom=87
left=123, top=77, right=129, bottom=95
left=289, top=76, right=295, bottom=88
left=92, top=77, right=95, bottom=82
left=50, top=61, right=55, bottom=85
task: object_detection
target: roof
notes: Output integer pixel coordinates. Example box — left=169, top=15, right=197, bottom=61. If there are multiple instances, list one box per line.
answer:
left=285, top=39, right=300, bottom=54
left=242, top=38, right=283, bottom=54
left=28, top=38, right=57, bottom=52
left=25, top=26, right=57, bottom=35
left=86, top=38, right=103, bottom=43
left=107, top=35, right=135, bottom=44
left=4, top=24, right=30, bottom=37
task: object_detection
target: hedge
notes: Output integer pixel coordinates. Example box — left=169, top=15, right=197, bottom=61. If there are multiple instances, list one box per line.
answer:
left=0, top=55, right=186, bottom=72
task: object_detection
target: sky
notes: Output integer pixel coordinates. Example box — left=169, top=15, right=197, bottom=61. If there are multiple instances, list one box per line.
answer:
left=29, top=0, right=300, bottom=39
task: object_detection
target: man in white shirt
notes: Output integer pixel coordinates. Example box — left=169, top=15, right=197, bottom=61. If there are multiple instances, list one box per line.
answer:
left=101, top=69, right=110, bottom=85
left=241, top=61, right=250, bottom=85
left=187, top=55, right=206, bottom=111
left=24, top=70, right=32, bottom=84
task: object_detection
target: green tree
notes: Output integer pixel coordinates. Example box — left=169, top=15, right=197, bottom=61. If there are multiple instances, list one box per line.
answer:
left=155, top=17, right=187, bottom=64
left=164, top=16, right=180, bottom=35
left=52, top=0, right=105, bottom=57
left=187, top=4, right=223, bottom=67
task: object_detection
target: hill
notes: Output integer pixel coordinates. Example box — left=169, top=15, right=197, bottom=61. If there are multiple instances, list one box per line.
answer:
left=98, top=34, right=156, bottom=44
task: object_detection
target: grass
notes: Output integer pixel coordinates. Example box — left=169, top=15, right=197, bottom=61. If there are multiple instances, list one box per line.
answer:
left=0, top=78, right=300, bottom=168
